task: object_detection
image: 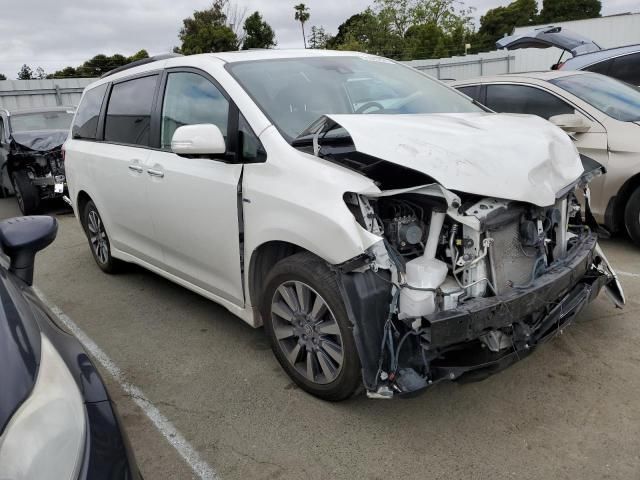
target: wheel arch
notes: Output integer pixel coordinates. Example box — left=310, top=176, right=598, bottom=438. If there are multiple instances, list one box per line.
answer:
left=76, top=190, right=93, bottom=227
left=607, top=171, right=640, bottom=232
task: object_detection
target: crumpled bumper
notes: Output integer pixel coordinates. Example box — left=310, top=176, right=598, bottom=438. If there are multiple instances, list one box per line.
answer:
left=399, top=232, right=624, bottom=396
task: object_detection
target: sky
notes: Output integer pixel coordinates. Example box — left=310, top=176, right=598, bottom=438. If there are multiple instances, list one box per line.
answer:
left=0, top=0, right=637, bottom=79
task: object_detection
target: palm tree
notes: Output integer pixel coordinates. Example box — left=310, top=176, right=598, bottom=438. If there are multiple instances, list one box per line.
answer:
left=294, top=4, right=310, bottom=48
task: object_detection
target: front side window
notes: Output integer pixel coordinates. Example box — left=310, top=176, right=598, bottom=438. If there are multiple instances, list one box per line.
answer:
left=104, top=75, right=158, bottom=147
left=72, top=83, right=108, bottom=140
left=227, top=56, right=480, bottom=141
left=10, top=111, right=74, bottom=133
left=610, top=53, right=640, bottom=86
left=550, top=73, right=640, bottom=122
left=161, top=72, right=229, bottom=150
left=485, top=84, right=574, bottom=119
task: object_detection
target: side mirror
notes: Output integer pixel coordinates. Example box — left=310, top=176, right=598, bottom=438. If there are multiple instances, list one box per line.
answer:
left=549, top=113, right=591, bottom=134
left=0, top=216, right=58, bottom=285
left=171, top=124, right=226, bottom=156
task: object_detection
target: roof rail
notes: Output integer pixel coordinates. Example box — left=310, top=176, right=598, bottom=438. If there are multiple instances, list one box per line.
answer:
left=100, top=53, right=183, bottom=79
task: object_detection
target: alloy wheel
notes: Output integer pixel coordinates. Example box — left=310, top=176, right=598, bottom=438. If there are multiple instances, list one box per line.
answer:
left=270, top=281, right=344, bottom=384
left=87, top=210, right=109, bottom=265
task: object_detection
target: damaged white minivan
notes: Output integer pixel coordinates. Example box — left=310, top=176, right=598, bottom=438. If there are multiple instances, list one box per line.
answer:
left=64, top=50, right=625, bottom=400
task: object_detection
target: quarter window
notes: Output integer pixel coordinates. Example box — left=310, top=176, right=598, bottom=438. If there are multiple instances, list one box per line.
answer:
left=72, top=83, right=107, bottom=140
left=485, top=84, right=574, bottom=119
left=104, top=75, right=158, bottom=147
left=584, top=59, right=612, bottom=77
left=609, top=53, right=640, bottom=86
left=161, top=72, right=229, bottom=150
left=456, top=85, right=481, bottom=102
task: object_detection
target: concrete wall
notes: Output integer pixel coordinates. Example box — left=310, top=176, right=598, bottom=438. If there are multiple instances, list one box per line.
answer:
left=0, top=78, right=96, bottom=110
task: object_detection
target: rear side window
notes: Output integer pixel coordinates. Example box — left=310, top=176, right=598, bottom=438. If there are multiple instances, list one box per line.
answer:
left=104, top=75, right=158, bottom=147
left=456, top=85, right=481, bottom=102
left=72, top=83, right=107, bottom=140
left=160, top=72, right=229, bottom=150
left=584, top=59, right=612, bottom=76
left=485, top=84, right=574, bottom=119
left=609, top=53, right=640, bottom=86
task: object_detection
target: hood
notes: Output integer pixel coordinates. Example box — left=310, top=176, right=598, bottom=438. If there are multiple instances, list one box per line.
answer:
left=10, top=129, right=68, bottom=153
left=320, top=113, right=584, bottom=207
left=496, top=26, right=601, bottom=57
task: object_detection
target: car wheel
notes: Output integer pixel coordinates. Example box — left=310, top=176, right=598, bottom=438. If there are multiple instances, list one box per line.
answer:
left=83, top=200, right=121, bottom=273
left=262, top=252, right=361, bottom=401
left=625, top=187, right=640, bottom=246
left=11, top=171, right=40, bottom=215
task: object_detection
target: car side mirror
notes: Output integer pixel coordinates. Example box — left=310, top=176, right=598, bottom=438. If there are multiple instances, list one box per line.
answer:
left=0, top=216, right=58, bottom=285
left=549, top=114, right=591, bottom=134
left=171, top=124, right=226, bottom=157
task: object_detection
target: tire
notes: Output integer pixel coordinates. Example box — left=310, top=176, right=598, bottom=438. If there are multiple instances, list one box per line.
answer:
left=82, top=200, right=121, bottom=273
left=12, top=171, right=40, bottom=215
left=625, top=187, right=640, bottom=246
left=261, top=252, right=362, bottom=401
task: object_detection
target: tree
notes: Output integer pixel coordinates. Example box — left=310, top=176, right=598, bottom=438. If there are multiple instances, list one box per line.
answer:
left=48, top=50, right=150, bottom=79
left=177, top=1, right=238, bottom=54
left=475, top=0, right=537, bottom=52
left=294, top=4, right=311, bottom=48
left=242, top=11, right=276, bottom=49
left=539, top=0, right=601, bottom=23
left=17, top=64, right=33, bottom=80
left=0, top=74, right=6, bottom=81
left=308, top=26, right=329, bottom=49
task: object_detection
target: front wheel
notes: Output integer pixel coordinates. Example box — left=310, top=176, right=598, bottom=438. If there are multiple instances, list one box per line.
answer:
left=12, top=171, right=40, bottom=215
left=82, top=200, right=121, bottom=273
left=262, top=252, right=362, bottom=401
left=624, top=187, right=640, bottom=246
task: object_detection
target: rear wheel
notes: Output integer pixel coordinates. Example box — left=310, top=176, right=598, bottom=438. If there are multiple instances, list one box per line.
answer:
left=262, top=252, right=361, bottom=401
left=82, top=200, right=121, bottom=273
left=624, top=187, right=640, bottom=246
left=12, top=171, right=40, bottom=215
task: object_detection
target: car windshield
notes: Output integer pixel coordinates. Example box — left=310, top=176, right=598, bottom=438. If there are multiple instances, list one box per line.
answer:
left=10, top=111, right=74, bottom=133
left=550, top=73, right=640, bottom=122
left=227, top=56, right=481, bottom=140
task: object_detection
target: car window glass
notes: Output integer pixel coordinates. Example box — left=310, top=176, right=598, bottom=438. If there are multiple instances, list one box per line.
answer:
left=456, top=85, right=481, bottom=102
left=584, top=59, right=612, bottom=76
left=485, top=84, right=574, bottom=119
left=239, top=114, right=265, bottom=162
left=72, top=83, right=108, bottom=140
left=610, top=53, right=640, bottom=86
left=104, top=75, right=158, bottom=147
left=161, top=72, right=229, bottom=150
left=10, top=111, right=74, bottom=132
left=0, top=120, right=4, bottom=142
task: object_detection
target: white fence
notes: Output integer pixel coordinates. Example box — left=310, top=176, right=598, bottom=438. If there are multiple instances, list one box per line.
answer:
left=0, top=78, right=95, bottom=110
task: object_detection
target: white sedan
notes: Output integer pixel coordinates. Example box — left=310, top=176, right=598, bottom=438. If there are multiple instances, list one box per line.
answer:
left=65, top=50, right=623, bottom=400
left=453, top=71, right=640, bottom=245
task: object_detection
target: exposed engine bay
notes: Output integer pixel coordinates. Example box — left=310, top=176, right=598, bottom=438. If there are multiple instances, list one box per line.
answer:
left=7, top=147, right=66, bottom=198
left=339, top=172, right=624, bottom=399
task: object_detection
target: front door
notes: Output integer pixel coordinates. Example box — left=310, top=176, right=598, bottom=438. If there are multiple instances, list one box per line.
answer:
left=145, top=70, right=244, bottom=305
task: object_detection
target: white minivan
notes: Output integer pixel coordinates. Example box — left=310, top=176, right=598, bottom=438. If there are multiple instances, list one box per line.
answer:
left=65, top=50, right=623, bottom=401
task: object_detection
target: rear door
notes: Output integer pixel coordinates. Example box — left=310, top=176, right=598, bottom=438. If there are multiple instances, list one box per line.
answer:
left=144, top=68, right=245, bottom=305
left=96, top=73, right=163, bottom=264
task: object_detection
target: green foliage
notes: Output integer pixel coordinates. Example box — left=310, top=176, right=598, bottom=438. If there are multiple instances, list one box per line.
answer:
left=242, top=11, right=276, bottom=49
left=0, top=73, right=6, bottom=81
left=48, top=50, right=150, bottom=79
left=177, top=1, right=238, bottom=54
left=17, top=64, right=33, bottom=80
left=308, top=26, right=330, bottom=49
left=294, top=4, right=311, bottom=48
left=539, top=0, right=602, bottom=23
left=473, top=0, right=538, bottom=53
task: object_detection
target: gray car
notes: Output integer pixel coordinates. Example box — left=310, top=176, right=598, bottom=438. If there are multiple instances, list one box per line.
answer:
left=497, top=26, right=640, bottom=86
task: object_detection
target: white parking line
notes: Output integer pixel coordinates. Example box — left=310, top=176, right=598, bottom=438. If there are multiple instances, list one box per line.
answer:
left=33, top=287, right=219, bottom=480
left=617, top=270, right=640, bottom=279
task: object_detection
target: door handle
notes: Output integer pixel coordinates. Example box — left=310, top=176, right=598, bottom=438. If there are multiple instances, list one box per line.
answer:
left=128, top=164, right=143, bottom=173
left=147, top=168, right=164, bottom=178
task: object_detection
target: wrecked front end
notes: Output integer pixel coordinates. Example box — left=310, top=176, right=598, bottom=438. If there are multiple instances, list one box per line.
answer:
left=298, top=114, right=625, bottom=399
left=7, top=130, right=68, bottom=200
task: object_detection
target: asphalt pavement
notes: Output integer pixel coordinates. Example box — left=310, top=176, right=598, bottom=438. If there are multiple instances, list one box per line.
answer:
left=2, top=197, right=639, bottom=480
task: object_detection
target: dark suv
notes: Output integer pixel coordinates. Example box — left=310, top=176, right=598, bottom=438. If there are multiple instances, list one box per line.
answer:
left=0, top=107, right=74, bottom=214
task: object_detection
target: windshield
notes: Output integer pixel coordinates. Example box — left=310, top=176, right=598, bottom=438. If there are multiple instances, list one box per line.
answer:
left=10, top=111, right=74, bottom=133
left=227, top=56, right=481, bottom=140
left=550, top=73, right=640, bottom=122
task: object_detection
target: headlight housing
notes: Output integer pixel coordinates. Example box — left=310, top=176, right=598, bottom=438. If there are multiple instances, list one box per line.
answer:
left=0, top=334, right=86, bottom=479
